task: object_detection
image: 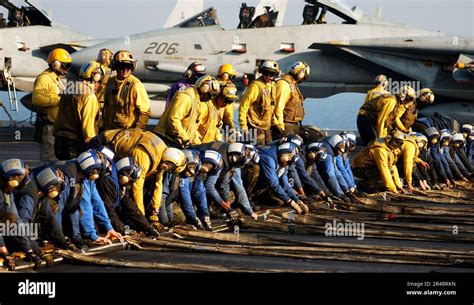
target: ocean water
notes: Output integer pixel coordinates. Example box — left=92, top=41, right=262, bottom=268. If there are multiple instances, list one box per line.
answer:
left=0, top=92, right=363, bottom=130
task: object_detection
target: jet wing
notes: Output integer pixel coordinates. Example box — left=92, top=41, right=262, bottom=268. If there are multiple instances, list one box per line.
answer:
left=310, top=37, right=474, bottom=86
left=310, top=37, right=474, bottom=64
left=309, top=41, right=416, bottom=81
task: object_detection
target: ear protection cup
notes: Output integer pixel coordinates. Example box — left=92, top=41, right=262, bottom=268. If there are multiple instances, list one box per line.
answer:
left=51, top=60, right=61, bottom=71
left=297, top=70, right=306, bottom=81
left=7, top=179, right=19, bottom=188
left=48, top=190, right=59, bottom=199
left=119, top=176, right=130, bottom=185
left=183, top=69, right=193, bottom=79
left=280, top=153, right=290, bottom=163
left=93, top=72, right=102, bottom=82
left=200, top=82, right=210, bottom=94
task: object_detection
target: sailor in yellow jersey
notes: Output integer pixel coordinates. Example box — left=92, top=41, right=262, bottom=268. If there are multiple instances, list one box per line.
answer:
left=239, top=60, right=280, bottom=145
left=93, top=129, right=186, bottom=231
left=274, top=61, right=311, bottom=138
left=216, top=64, right=238, bottom=131
left=393, top=88, right=435, bottom=133
left=352, top=131, right=406, bottom=193
left=102, top=50, right=150, bottom=131
left=397, top=133, right=430, bottom=193
left=32, top=48, right=72, bottom=162
left=199, top=83, right=238, bottom=143
left=155, top=75, right=220, bottom=148
left=95, top=48, right=115, bottom=125
left=54, top=61, right=103, bottom=160
left=363, top=74, right=390, bottom=104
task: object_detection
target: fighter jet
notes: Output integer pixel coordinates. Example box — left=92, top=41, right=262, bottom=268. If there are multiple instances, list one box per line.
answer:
left=65, top=0, right=474, bottom=123
left=0, top=0, right=204, bottom=112
left=5, top=0, right=474, bottom=123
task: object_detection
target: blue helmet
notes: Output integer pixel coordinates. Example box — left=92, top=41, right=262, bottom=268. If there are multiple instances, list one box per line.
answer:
left=200, top=150, right=223, bottom=173
left=35, top=166, right=64, bottom=198
left=277, top=142, right=299, bottom=164
left=227, top=143, right=253, bottom=167
left=182, top=149, right=201, bottom=177
left=328, top=134, right=346, bottom=153
left=116, top=157, right=142, bottom=185
left=0, top=159, right=29, bottom=189
left=306, top=142, right=328, bottom=161
left=77, top=149, right=102, bottom=179
left=283, top=134, right=303, bottom=150
left=0, top=159, right=28, bottom=179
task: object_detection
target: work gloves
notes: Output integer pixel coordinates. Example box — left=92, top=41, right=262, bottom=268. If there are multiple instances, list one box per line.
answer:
left=226, top=209, right=240, bottom=226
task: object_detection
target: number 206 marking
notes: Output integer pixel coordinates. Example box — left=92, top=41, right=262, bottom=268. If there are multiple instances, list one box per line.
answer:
left=144, top=42, right=179, bottom=55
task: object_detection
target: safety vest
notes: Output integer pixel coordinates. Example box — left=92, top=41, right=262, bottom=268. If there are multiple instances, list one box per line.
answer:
left=56, top=161, right=85, bottom=215
left=248, top=78, right=276, bottom=130
left=359, top=93, right=397, bottom=127
left=96, top=66, right=112, bottom=104
left=54, top=90, right=99, bottom=143
left=32, top=69, right=66, bottom=123
left=198, top=100, right=220, bottom=143
left=103, top=74, right=141, bottom=130
left=280, top=74, right=305, bottom=123
left=400, top=101, right=418, bottom=131
left=364, top=87, right=389, bottom=104
left=155, top=88, right=201, bottom=146
left=372, top=139, right=399, bottom=166
left=102, top=129, right=166, bottom=177
left=13, top=178, right=39, bottom=210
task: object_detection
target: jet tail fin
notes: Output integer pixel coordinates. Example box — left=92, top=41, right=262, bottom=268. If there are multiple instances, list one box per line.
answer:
left=163, top=0, right=204, bottom=28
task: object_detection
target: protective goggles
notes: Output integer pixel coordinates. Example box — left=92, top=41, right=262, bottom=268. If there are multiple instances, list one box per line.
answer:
left=193, top=64, right=206, bottom=74
left=61, top=62, right=72, bottom=70
left=116, top=62, right=135, bottom=70
left=261, top=69, right=279, bottom=78
left=184, top=162, right=199, bottom=176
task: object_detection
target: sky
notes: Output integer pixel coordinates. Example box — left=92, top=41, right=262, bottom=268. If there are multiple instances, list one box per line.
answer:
left=23, top=0, right=474, bottom=39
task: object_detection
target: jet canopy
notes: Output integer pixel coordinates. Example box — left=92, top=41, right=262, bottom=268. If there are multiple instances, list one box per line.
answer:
left=175, top=7, right=220, bottom=28
left=304, top=0, right=364, bottom=24
left=0, top=0, right=52, bottom=28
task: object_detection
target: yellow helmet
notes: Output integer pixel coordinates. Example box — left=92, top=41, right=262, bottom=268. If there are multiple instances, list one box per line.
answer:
left=195, top=75, right=221, bottom=98
left=260, top=60, right=280, bottom=74
left=113, top=50, right=137, bottom=71
left=398, top=85, right=416, bottom=103
left=387, top=130, right=406, bottom=148
left=161, top=148, right=187, bottom=174
left=79, top=61, right=103, bottom=82
left=97, top=48, right=113, bottom=66
left=47, top=48, right=72, bottom=64
left=218, top=64, right=237, bottom=77
left=373, top=74, right=388, bottom=85
left=289, top=61, right=310, bottom=81
left=419, top=88, right=434, bottom=104
left=219, top=83, right=238, bottom=103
